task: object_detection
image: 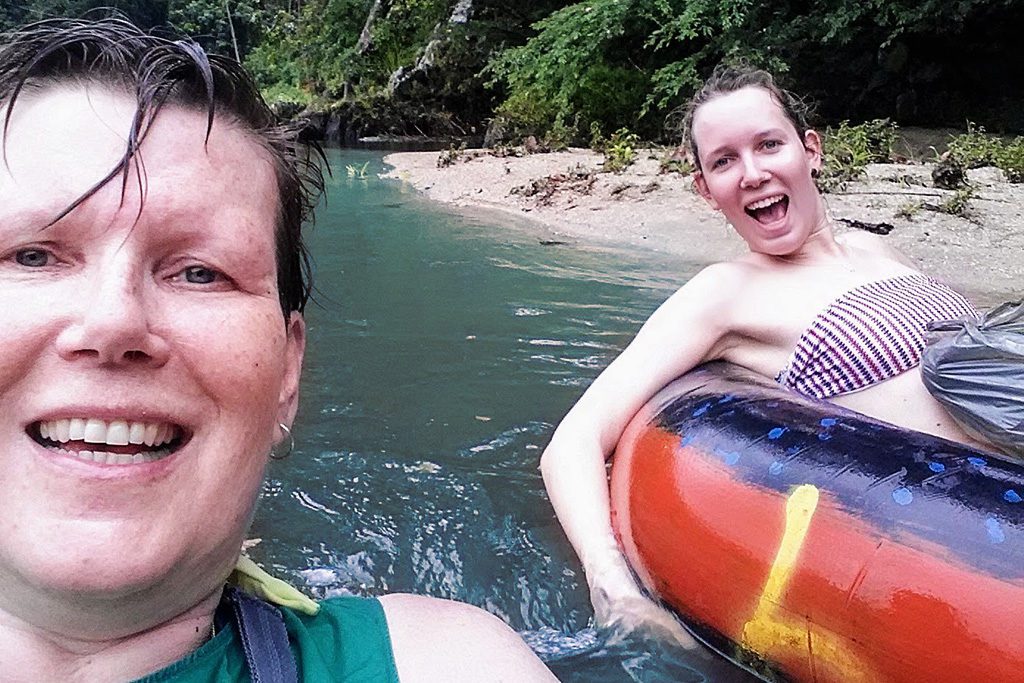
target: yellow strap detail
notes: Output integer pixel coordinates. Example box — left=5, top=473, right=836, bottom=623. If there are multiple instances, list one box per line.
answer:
left=229, top=555, right=321, bottom=616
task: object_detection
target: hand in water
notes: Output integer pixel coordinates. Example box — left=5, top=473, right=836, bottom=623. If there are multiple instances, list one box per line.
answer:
left=586, top=548, right=698, bottom=651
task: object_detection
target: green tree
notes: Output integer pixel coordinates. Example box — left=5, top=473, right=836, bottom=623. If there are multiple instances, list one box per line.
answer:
left=487, top=0, right=1019, bottom=141
left=0, top=1, right=170, bottom=29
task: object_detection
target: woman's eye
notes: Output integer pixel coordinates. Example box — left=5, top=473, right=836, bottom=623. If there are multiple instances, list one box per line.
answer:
left=763, top=139, right=781, bottom=150
left=14, top=248, right=53, bottom=267
left=183, top=265, right=221, bottom=284
left=711, top=157, right=729, bottom=169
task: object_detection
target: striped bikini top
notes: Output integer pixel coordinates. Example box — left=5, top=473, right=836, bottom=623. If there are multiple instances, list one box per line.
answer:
left=775, top=274, right=976, bottom=399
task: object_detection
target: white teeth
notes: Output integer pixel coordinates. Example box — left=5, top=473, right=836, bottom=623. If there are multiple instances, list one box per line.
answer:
left=84, top=419, right=106, bottom=444
left=129, top=422, right=146, bottom=445
left=746, top=194, right=784, bottom=211
left=107, top=420, right=129, bottom=446
left=37, top=418, right=180, bottom=448
left=69, top=418, right=86, bottom=441
left=49, top=446, right=172, bottom=465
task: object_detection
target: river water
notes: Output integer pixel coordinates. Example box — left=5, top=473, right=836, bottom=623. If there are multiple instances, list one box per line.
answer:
left=248, top=150, right=757, bottom=682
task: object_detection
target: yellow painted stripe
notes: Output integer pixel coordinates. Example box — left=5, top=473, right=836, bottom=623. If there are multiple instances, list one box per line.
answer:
left=740, top=484, right=871, bottom=681
left=757, top=483, right=819, bottom=610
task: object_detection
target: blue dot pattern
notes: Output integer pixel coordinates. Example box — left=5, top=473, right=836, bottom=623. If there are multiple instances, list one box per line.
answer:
left=892, top=487, right=913, bottom=506
left=653, top=364, right=1024, bottom=577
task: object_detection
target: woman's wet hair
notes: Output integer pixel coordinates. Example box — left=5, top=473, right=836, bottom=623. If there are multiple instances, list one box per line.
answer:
left=683, top=63, right=813, bottom=171
left=0, top=13, right=323, bottom=314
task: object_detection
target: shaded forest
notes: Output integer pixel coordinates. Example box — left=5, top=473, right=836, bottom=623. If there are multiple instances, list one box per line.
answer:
left=3, top=0, right=1022, bottom=145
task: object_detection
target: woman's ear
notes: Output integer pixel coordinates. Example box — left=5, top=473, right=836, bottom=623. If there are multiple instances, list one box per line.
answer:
left=277, top=311, right=306, bottom=426
left=693, top=170, right=719, bottom=209
left=803, top=129, right=823, bottom=174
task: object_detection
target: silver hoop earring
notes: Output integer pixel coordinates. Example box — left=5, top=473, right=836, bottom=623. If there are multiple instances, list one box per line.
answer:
left=270, top=422, right=295, bottom=460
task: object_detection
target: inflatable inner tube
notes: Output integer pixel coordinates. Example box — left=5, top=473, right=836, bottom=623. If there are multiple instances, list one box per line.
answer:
left=610, top=362, right=1024, bottom=683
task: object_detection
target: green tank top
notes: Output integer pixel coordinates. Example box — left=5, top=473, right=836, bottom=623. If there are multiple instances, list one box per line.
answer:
left=133, top=597, right=400, bottom=682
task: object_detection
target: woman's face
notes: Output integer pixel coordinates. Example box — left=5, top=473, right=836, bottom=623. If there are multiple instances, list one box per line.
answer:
left=692, top=86, right=825, bottom=256
left=0, top=85, right=304, bottom=634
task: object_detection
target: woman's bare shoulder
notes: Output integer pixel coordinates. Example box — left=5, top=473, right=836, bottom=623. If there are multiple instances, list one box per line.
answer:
left=379, top=594, right=557, bottom=682
left=838, top=230, right=919, bottom=268
left=672, top=259, right=761, bottom=302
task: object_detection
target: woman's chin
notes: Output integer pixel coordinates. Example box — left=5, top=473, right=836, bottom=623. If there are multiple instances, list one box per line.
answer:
left=746, top=235, right=800, bottom=257
left=24, top=548, right=177, bottom=597
left=8, top=521, right=219, bottom=602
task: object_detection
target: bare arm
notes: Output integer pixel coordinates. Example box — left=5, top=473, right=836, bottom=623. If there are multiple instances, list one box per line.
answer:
left=381, top=594, right=557, bottom=682
left=539, top=265, right=737, bottom=638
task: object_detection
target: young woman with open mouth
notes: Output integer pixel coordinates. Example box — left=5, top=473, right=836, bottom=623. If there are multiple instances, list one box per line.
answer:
left=540, top=64, right=988, bottom=645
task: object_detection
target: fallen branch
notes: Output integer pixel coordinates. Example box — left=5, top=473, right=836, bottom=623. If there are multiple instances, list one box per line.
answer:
left=831, top=190, right=945, bottom=198
left=833, top=189, right=1011, bottom=203
left=836, top=217, right=894, bottom=235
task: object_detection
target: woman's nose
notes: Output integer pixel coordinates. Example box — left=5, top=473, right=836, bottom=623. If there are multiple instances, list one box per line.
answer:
left=739, top=155, right=770, bottom=188
left=54, top=265, right=170, bottom=367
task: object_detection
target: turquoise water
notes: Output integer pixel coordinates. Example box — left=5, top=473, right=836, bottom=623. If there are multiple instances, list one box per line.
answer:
left=248, top=150, right=756, bottom=682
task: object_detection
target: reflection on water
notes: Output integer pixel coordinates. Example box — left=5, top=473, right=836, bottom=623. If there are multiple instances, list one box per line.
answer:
left=248, top=150, right=757, bottom=681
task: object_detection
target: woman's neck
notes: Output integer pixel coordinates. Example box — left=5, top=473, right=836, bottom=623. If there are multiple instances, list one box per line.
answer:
left=778, top=200, right=845, bottom=265
left=0, top=590, right=219, bottom=683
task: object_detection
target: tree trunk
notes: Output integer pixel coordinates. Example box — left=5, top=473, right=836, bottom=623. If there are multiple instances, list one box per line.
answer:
left=223, top=0, right=241, bottom=63
left=356, top=0, right=387, bottom=55
left=448, top=0, right=473, bottom=25
left=388, top=0, right=474, bottom=94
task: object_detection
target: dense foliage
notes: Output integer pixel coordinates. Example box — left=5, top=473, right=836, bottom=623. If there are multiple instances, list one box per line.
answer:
left=3, top=0, right=1020, bottom=142
left=1, top=0, right=268, bottom=57
left=488, top=0, right=1022, bottom=141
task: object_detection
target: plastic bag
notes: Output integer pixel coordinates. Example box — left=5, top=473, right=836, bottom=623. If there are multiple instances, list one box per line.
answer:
left=921, top=300, right=1024, bottom=455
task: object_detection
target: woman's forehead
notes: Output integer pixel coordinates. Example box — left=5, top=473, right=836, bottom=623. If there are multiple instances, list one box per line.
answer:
left=1, top=84, right=277, bottom=214
left=3, top=83, right=268, bottom=163
left=0, top=84, right=280, bottom=241
left=692, top=87, right=793, bottom=138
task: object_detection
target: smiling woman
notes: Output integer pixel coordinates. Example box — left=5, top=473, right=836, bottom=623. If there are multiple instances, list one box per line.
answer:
left=0, top=14, right=556, bottom=683
left=539, top=64, right=995, bottom=648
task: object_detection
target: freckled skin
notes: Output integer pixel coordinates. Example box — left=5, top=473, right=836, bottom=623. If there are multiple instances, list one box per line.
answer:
left=0, top=85, right=305, bottom=639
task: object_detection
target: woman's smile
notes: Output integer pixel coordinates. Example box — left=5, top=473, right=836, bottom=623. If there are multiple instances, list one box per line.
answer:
left=745, top=194, right=789, bottom=225
left=31, top=416, right=187, bottom=465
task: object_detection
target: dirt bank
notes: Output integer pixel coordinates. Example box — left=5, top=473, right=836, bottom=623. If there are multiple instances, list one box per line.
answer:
left=383, top=148, right=1022, bottom=307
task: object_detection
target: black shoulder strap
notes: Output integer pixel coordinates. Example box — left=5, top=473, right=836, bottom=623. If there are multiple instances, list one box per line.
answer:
left=219, top=586, right=300, bottom=683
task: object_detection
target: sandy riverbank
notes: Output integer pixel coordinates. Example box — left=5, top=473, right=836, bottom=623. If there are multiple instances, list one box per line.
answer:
left=382, top=148, right=1021, bottom=307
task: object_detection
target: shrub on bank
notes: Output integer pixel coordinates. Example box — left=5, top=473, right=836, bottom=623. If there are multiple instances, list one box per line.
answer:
left=946, top=124, right=1024, bottom=183
left=818, top=119, right=899, bottom=191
